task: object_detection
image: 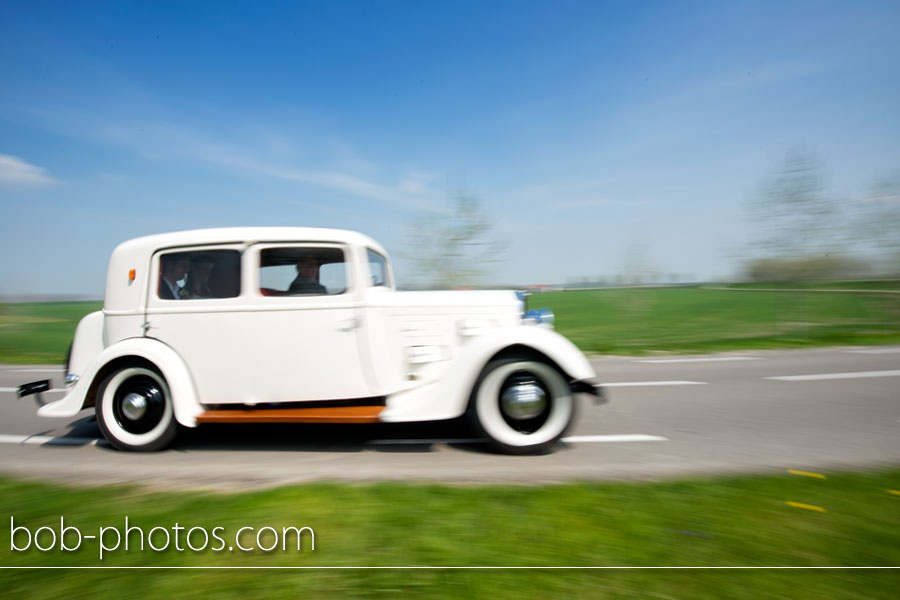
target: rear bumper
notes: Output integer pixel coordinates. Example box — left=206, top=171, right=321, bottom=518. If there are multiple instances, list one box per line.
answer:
left=17, top=380, right=54, bottom=408
left=17, top=380, right=50, bottom=398
left=570, top=379, right=608, bottom=404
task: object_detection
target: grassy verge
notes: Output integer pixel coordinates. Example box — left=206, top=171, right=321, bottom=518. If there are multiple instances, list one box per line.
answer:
left=0, top=301, right=101, bottom=364
left=715, top=280, right=900, bottom=291
left=536, top=284, right=900, bottom=354
left=1, top=468, right=899, bottom=596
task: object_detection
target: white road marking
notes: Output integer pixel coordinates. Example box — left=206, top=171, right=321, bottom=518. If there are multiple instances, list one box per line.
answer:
left=635, top=356, right=760, bottom=364
left=0, top=387, right=65, bottom=393
left=369, top=438, right=483, bottom=445
left=562, top=434, right=668, bottom=443
left=368, top=434, right=669, bottom=445
left=603, top=381, right=706, bottom=387
left=0, top=434, right=101, bottom=446
left=843, top=348, right=900, bottom=354
left=765, top=370, right=900, bottom=382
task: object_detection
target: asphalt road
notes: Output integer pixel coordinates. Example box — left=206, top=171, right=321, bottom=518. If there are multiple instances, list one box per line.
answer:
left=1, top=346, right=898, bottom=490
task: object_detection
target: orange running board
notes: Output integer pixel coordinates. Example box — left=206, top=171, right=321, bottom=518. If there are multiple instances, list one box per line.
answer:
left=196, top=405, right=384, bottom=424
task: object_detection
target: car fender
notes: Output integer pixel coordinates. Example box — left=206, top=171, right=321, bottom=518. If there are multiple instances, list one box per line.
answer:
left=38, top=337, right=203, bottom=427
left=67, top=310, right=105, bottom=378
left=381, top=326, right=596, bottom=422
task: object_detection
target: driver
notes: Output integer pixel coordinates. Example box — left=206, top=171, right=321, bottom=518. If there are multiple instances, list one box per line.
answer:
left=288, top=256, right=327, bottom=295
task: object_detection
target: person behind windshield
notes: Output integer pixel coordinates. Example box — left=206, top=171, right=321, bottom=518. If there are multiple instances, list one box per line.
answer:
left=159, top=253, right=190, bottom=300
left=181, top=255, right=214, bottom=299
left=288, top=257, right=327, bottom=295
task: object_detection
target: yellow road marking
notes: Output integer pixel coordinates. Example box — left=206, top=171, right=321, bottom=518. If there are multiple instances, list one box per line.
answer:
left=786, top=501, right=826, bottom=513
left=787, top=470, right=826, bottom=479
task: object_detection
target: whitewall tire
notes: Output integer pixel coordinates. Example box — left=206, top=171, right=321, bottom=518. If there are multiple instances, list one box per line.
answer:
left=96, top=366, right=177, bottom=452
left=468, top=359, right=575, bottom=454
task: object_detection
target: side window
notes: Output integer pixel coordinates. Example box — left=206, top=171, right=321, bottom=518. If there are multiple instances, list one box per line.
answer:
left=367, top=249, right=389, bottom=287
left=157, top=250, right=241, bottom=300
left=259, top=247, right=348, bottom=296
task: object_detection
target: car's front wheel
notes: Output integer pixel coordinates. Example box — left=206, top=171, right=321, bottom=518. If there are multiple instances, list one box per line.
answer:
left=468, top=358, right=575, bottom=454
left=95, top=366, right=177, bottom=451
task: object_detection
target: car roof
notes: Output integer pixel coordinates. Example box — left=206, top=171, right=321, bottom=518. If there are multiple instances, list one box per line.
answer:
left=112, top=227, right=386, bottom=257
left=104, top=227, right=390, bottom=312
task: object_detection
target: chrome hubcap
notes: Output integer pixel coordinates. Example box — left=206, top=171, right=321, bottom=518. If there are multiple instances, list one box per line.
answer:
left=500, top=380, right=547, bottom=420
left=121, top=392, right=148, bottom=421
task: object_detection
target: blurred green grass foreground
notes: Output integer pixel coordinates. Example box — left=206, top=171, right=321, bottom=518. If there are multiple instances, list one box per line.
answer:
left=2, top=281, right=899, bottom=363
left=1, top=468, right=898, bottom=595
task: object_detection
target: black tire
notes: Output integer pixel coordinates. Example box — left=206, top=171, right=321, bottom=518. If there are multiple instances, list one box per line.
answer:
left=95, top=366, right=177, bottom=452
left=467, top=357, right=575, bottom=455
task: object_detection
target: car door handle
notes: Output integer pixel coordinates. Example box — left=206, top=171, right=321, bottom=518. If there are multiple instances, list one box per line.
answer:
left=336, top=317, right=360, bottom=332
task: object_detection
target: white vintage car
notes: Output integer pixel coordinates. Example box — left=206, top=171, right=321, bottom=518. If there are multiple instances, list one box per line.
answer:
left=25, top=227, right=604, bottom=454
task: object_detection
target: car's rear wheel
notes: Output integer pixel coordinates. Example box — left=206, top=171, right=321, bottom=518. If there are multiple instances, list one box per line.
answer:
left=95, top=366, right=177, bottom=451
left=468, top=358, right=575, bottom=454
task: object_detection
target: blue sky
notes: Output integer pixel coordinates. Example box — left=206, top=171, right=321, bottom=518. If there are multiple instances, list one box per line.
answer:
left=1, top=0, right=898, bottom=296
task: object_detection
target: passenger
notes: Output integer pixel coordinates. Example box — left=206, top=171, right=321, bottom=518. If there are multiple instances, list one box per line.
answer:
left=288, top=257, right=327, bottom=295
left=159, top=253, right=190, bottom=300
left=181, top=255, right=215, bottom=299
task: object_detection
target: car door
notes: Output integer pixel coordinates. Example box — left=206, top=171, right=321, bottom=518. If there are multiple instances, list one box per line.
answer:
left=238, top=242, right=372, bottom=403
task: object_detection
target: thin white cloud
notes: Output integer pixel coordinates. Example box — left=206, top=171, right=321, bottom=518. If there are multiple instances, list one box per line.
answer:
left=512, top=179, right=641, bottom=210
left=0, top=154, right=56, bottom=185
left=551, top=197, right=642, bottom=210
left=518, top=178, right=608, bottom=199
left=659, top=60, right=833, bottom=106
left=13, top=105, right=438, bottom=209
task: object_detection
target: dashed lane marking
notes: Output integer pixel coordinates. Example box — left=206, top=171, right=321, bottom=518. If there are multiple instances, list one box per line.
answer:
left=368, top=438, right=481, bottom=445
left=765, top=370, right=900, bottom=382
left=0, top=434, right=101, bottom=446
left=367, top=434, right=670, bottom=445
left=561, top=434, right=668, bottom=443
left=786, top=502, right=827, bottom=513
left=603, top=381, right=706, bottom=387
left=788, top=470, right=826, bottom=479
left=634, top=357, right=761, bottom=364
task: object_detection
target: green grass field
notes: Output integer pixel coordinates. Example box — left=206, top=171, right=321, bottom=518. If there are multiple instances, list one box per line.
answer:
left=1, top=281, right=899, bottom=363
left=1, top=468, right=898, bottom=596
left=536, top=283, right=900, bottom=354
left=0, top=301, right=102, bottom=364
left=714, top=280, right=900, bottom=291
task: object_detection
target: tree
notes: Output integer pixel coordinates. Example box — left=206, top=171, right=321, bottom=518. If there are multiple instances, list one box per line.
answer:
left=744, top=151, right=850, bottom=281
left=404, top=194, right=505, bottom=289
left=746, top=150, right=841, bottom=258
left=853, top=174, right=900, bottom=272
